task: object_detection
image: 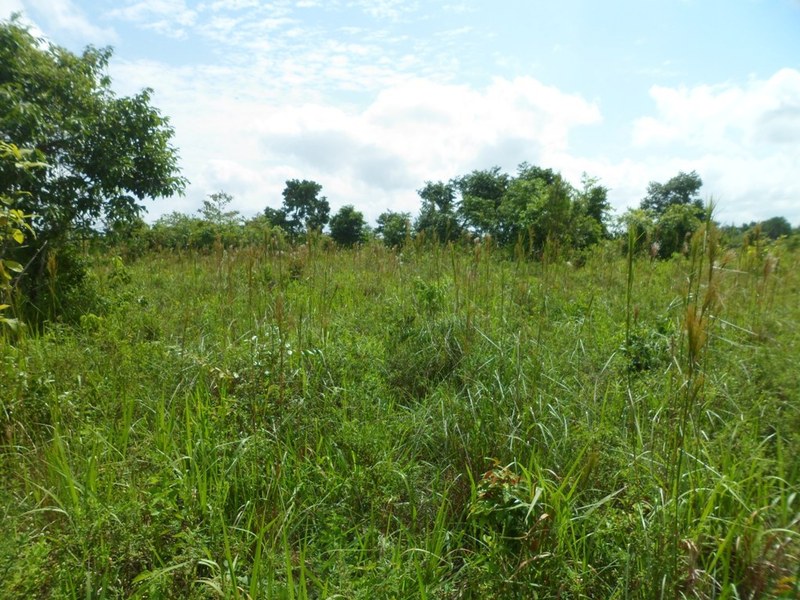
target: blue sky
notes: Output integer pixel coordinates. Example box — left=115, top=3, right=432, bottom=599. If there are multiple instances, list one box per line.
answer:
left=3, top=0, right=800, bottom=226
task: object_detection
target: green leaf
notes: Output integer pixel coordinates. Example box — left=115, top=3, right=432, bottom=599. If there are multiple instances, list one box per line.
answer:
left=5, top=260, right=24, bottom=273
left=12, top=229, right=24, bottom=244
left=0, top=317, right=21, bottom=332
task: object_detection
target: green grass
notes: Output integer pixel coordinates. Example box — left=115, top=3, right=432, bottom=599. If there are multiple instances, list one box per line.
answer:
left=1, top=238, right=799, bottom=598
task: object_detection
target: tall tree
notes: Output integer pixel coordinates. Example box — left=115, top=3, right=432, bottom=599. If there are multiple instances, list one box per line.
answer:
left=198, top=191, right=240, bottom=225
left=263, top=206, right=290, bottom=232
left=640, top=171, right=703, bottom=216
left=572, top=173, right=611, bottom=246
left=456, top=167, right=510, bottom=238
left=281, top=179, right=330, bottom=238
left=414, top=180, right=461, bottom=242
left=497, top=164, right=573, bottom=251
left=329, top=204, right=367, bottom=247
left=0, top=17, right=186, bottom=322
left=375, top=210, right=411, bottom=248
left=655, top=203, right=703, bottom=257
left=0, top=18, right=186, bottom=239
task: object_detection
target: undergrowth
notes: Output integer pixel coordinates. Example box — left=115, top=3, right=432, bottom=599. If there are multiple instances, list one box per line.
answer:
left=1, top=238, right=798, bottom=598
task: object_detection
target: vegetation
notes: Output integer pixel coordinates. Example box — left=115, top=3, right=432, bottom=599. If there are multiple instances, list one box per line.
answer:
left=1, top=231, right=798, bottom=598
left=0, top=18, right=185, bottom=323
left=329, top=205, right=368, bottom=247
left=0, top=141, right=42, bottom=330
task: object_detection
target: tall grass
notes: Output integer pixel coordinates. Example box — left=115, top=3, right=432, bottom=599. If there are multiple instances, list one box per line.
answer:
left=1, top=237, right=798, bottom=598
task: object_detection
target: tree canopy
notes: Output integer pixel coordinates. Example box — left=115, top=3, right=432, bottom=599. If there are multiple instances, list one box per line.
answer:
left=640, top=171, right=703, bottom=216
left=279, top=179, right=330, bottom=238
left=330, top=204, right=367, bottom=247
left=414, top=181, right=461, bottom=243
left=0, top=18, right=186, bottom=238
left=376, top=211, right=411, bottom=248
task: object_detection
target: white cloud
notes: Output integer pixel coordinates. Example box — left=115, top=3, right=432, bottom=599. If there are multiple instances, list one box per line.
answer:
left=109, top=0, right=197, bottom=37
left=630, top=69, right=800, bottom=224
left=349, top=0, right=420, bottom=21
left=12, top=0, right=116, bottom=43
left=111, top=54, right=601, bottom=223
left=633, top=69, right=800, bottom=150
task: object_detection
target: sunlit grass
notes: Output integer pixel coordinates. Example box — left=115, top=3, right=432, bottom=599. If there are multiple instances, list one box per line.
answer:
left=1, top=238, right=798, bottom=598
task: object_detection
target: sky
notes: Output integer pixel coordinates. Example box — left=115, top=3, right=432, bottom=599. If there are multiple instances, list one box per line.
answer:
left=3, top=0, right=800, bottom=227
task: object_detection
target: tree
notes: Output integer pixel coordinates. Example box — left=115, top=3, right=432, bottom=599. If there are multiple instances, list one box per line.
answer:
left=456, top=167, right=510, bottom=238
left=329, top=204, right=367, bottom=247
left=619, top=208, right=656, bottom=256
left=759, top=216, right=792, bottom=240
left=263, top=206, right=291, bottom=232
left=1, top=18, right=185, bottom=322
left=414, top=180, right=462, bottom=242
left=640, top=171, right=703, bottom=216
left=0, top=18, right=186, bottom=239
left=497, top=164, right=573, bottom=252
left=198, top=191, right=240, bottom=226
left=578, top=174, right=611, bottom=234
left=280, top=179, right=330, bottom=238
left=655, top=203, right=702, bottom=257
left=375, top=211, right=411, bottom=248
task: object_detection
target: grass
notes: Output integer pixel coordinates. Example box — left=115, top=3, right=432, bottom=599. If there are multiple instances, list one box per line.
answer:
left=1, top=237, right=798, bottom=598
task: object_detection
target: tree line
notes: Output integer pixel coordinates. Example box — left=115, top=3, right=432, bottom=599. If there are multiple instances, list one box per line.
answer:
left=133, top=168, right=794, bottom=260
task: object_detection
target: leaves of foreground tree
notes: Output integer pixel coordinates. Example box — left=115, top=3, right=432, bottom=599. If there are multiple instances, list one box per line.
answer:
left=0, top=17, right=187, bottom=240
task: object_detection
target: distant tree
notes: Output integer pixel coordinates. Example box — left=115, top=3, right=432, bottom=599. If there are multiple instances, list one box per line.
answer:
left=414, top=180, right=462, bottom=242
left=640, top=171, right=703, bottom=216
left=198, top=191, right=240, bottom=225
left=376, top=211, right=411, bottom=248
left=759, top=216, right=792, bottom=240
left=456, top=167, right=510, bottom=238
left=619, top=208, right=656, bottom=255
left=242, top=213, right=287, bottom=249
left=498, top=165, right=574, bottom=252
left=263, top=206, right=291, bottom=232
left=655, top=203, right=702, bottom=257
left=577, top=174, right=611, bottom=236
left=330, top=204, right=367, bottom=247
left=281, top=179, right=330, bottom=237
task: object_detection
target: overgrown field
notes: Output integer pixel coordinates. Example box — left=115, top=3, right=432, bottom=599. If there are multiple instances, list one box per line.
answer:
left=1, top=237, right=799, bottom=598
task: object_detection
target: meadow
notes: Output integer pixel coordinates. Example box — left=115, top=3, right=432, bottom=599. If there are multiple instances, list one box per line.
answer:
left=1, top=233, right=798, bottom=598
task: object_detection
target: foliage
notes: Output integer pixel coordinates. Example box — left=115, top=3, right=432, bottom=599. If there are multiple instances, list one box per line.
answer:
left=654, top=202, right=703, bottom=257
left=197, top=191, right=241, bottom=226
left=329, top=204, right=367, bottom=247
left=0, top=141, right=41, bottom=330
left=375, top=210, right=411, bottom=248
left=456, top=167, right=510, bottom=238
left=0, top=17, right=185, bottom=323
left=575, top=173, right=612, bottom=241
left=0, top=18, right=186, bottom=236
left=640, top=170, right=703, bottom=215
left=414, top=180, right=462, bottom=243
left=759, top=215, right=792, bottom=240
left=262, top=205, right=291, bottom=232
left=280, top=179, right=330, bottom=238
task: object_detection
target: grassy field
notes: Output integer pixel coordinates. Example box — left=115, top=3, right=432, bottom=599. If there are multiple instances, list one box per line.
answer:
left=1, top=234, right=798, bottom=598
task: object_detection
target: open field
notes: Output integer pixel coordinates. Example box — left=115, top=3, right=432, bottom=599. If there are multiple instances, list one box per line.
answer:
left=1, top=237, right=799, bottom=598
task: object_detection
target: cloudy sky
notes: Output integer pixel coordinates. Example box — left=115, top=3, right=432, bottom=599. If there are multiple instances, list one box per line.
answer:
left=3, top=0, right=800, bottom=226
